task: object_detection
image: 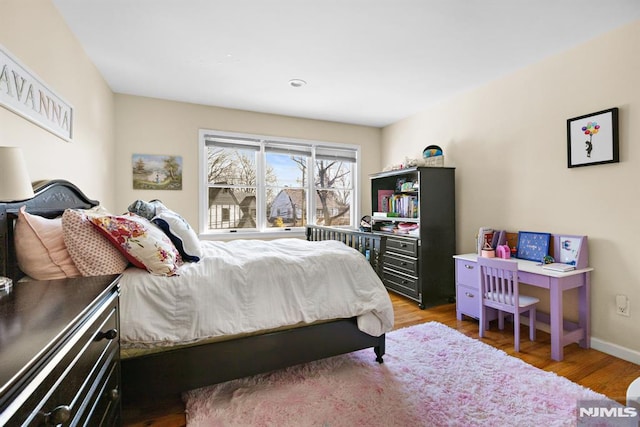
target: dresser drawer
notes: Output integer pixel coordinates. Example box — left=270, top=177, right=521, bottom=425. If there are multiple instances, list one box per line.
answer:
left=383, top=269, right=419, bottom=299
left=456, top=284, right=498, bottom=322
left=383, top=252, right=418, bottom=276
left=385, top=236, right=418, bottom=257
left=456, top=284, right=480, bottom=319
left=82, top=359, right=121, bottom=426
left=455, top=258, right=478, bottom=287
left=7, top=292, right=119, bottom=426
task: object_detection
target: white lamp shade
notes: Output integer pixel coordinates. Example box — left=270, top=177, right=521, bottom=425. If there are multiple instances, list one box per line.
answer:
left=0, top=146, right=35, bottom=202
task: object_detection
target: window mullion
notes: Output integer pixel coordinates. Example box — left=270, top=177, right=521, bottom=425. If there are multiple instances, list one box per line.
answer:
left=256, top=143, right=266, bottom=231
left=309, top=149, right=316, bottom=225
left=352, top=159, right=358, bottom=227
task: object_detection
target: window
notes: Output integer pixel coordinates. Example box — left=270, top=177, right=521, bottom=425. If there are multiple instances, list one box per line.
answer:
left=199, top=130, right=359, bottom=235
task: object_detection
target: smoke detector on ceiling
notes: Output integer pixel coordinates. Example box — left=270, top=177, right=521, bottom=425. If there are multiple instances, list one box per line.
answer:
left=288, top=79, right=307, bottom=88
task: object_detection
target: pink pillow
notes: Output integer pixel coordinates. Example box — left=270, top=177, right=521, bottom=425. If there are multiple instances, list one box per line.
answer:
left=90, top=213, right=183, bottom=276
left=62, top=208, right=129, bottom=276
left=14, top=206, right=81, bottom=280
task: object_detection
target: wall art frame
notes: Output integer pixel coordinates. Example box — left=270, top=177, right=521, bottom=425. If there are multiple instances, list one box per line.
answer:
left=132, top=154, right=183, bottom=190
left=567, top=107, right=619, bottom=168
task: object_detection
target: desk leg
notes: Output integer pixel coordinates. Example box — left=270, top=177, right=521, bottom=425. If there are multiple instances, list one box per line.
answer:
left=578, top=272, right=591, bottom=349
left=549, top=281, right=563, bottom=361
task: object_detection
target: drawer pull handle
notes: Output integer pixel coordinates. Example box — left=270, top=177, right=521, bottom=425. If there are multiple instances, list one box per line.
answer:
left=400, top=243, right=407, bottom=248
left=44, top=405, right=71, bottom=425
left=107, top=388, right=120, bottom=402
left=97, top=328, right=118, bottom=341
left=465, top=292, right=475, bottom=298
left=401, top=262, right=407, bottom=266
left=464, top=264, right=474, bottom=270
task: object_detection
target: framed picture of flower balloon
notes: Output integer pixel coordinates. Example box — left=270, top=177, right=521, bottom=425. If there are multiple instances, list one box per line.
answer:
left=567, top=107, right=619, bottom=168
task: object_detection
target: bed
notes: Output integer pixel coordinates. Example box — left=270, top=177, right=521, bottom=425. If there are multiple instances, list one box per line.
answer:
left=0, top=179, right=393, bottom=407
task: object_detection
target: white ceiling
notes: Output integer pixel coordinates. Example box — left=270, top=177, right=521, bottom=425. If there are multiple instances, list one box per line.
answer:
left=52, top=0, right=640, bottom=127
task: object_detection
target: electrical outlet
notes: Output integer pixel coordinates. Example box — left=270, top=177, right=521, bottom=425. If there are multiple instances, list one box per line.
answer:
left=616, top=294, right=630, bottom=316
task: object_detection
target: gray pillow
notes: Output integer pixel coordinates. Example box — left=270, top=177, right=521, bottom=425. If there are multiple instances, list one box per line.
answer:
left=127, top=199, right=163, bottom=220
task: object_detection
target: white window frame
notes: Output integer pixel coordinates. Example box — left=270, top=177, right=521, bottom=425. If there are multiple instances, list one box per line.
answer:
left=198, top=129, right=360, bottom=240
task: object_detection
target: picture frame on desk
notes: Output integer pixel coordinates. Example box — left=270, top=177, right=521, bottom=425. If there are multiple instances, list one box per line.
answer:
left=559, top=236, right=581, bottom=265
left=516, top=231, right=551, bottom=262
left=553, top=234, right=588, bottom=269
left=567, top=107, right=619, bottom=168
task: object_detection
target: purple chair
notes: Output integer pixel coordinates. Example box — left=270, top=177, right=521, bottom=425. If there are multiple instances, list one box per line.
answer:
left=477, top=257, right=539, bottom=352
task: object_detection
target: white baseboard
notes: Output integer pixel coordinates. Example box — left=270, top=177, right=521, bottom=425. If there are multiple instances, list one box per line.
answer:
left=591, top=337, right=640, bottom=365
left=517, top=317, right=640, bottom=365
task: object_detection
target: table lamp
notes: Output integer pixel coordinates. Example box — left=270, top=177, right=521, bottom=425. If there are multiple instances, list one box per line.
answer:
left=0, top=146, right=35, bottom=202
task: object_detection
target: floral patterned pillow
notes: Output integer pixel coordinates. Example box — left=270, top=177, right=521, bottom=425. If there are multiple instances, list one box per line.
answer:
left=90, top=213, right=183, bottom=276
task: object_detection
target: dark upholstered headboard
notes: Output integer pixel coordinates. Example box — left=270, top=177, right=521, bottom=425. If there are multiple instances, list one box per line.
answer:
left=0, top=180, right=98, bottom=281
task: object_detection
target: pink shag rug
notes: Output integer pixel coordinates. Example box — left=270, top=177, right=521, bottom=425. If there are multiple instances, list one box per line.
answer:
left=183, top=322, right=610, bottom=426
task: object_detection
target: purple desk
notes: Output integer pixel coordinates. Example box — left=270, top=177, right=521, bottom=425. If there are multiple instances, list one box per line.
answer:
left=454, top=253, right=593, bottom=361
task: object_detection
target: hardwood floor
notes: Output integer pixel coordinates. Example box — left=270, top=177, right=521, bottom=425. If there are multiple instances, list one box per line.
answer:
left=123, top=292, right=640, bottom=426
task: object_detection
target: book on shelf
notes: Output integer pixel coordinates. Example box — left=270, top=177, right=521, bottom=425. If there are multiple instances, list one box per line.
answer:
left=377, top=190, right=394, bottom=212
left=388, top=194, right=418, bottom=218
left=542, top=263, right=576, bottom=272
left=373, top=212, right=399, bottom=217
left=376, top=191, right=419, bottom=219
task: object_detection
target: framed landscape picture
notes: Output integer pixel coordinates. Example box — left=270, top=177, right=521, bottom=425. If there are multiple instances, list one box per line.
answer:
left=132, top=154, right=182, bottom=190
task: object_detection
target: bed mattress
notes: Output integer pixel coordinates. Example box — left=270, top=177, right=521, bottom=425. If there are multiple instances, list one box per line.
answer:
left=118, top=238, right=394, bottom=349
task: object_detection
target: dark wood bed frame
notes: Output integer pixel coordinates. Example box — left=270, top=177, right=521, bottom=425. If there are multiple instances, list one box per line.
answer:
left=0, top=180, right=386, bottom=407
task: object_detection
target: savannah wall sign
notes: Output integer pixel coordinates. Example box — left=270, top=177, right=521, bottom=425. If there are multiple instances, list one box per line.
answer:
left=0, top=44, right=73, bottom=141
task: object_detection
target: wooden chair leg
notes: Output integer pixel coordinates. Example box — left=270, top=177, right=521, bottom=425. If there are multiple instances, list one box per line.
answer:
left=498, top=310, right=505, bottom=330
left=479, top=306, right=485, bottom=338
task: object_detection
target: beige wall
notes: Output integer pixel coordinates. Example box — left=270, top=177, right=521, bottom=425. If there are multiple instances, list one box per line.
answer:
left=114, top=94, right=381, bottom=228
left=382, top=20, right=640, bottom=362
left=0, top=0, right=116, bottom=208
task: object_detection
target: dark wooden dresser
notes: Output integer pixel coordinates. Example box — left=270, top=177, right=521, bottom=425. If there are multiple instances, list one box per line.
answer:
left=0, top=274, right=121, bottom=426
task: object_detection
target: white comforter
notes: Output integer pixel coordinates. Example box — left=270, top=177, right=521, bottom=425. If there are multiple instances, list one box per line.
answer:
left=119, top=238, right=394, bottom=348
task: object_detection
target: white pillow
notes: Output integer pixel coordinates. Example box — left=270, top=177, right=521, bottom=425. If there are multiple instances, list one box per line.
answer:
left=151, top=209, right=202, bottom=262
